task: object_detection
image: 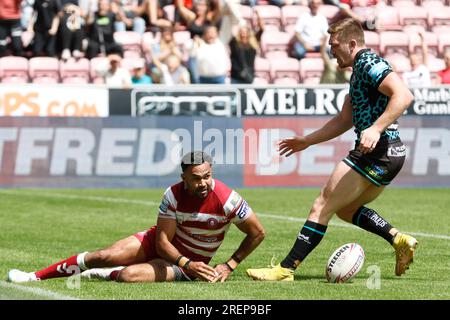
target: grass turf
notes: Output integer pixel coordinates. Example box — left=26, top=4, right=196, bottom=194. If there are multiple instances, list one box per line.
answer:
left=0, top=188, right=449, bottom=300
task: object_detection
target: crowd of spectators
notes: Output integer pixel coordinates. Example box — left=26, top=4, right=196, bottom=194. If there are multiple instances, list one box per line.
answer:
left=0, top=0, right=449, bottom=86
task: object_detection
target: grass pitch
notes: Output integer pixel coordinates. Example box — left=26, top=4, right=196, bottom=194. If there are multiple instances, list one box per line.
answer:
left=0, top=188, right=449, bottom=300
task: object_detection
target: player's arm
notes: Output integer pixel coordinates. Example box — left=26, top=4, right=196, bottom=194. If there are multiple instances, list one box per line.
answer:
left=358, top=72, right=414, bottom=154
left=278, top=94, right=353, bottom=157
left=155, top=217, right=218, bottom=282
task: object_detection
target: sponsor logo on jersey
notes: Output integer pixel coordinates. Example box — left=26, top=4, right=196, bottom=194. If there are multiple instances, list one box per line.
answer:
left=159, top=198, right=170, bottom=213
left=365, top=165, right=386, bottom=179
left=206, top=218, right=218, bottom=228
left=388, top=145, right=406, bottom=157
left=297, top=233, right=311, bottom=244
left=236, top=200, right=249, bottom=219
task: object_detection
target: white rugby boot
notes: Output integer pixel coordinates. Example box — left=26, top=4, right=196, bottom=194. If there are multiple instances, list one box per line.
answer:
left=7, top=269, right=39, bottom=283
left=80, top=266, right=124, bottom=280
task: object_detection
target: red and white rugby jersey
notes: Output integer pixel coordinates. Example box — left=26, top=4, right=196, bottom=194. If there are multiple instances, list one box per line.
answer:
left=158, top=179, right=252, bottom=264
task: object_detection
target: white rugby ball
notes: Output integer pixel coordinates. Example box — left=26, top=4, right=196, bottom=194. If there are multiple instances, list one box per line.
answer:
left=325, top=243, right=365, bottom=283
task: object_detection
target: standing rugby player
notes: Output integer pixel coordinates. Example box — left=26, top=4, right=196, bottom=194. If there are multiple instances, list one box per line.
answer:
left=247, top=18, right=417, bottom=281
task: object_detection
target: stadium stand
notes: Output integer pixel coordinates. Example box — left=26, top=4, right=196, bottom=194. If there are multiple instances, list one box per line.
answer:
left=0, top=1, right=449, bottom=85
left=60, top=58, right=91, bottom=84
left=0, top=56, right=29, bottom=83
left=29, top=57, right=60, bottom=84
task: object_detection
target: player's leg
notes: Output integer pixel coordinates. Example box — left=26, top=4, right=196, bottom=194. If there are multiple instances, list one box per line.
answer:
left=247, top=161, right=373, bottom=281
left=335, top=185, right=418, bottom=276
left=83, top=259, right=190, bottom=283
left=7, top=233, right=148, bottom=283
left=279, top=161, right=374, bottom=269
left=336, top=184, right=399, bottom=243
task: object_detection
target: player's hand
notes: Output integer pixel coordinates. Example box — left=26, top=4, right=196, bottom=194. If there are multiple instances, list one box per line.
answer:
left=278, top=136, right=310, bottom=157
left=187, top=261, right=219, bottom=282
left=358, top=127, right=381, bottom=154
left=211, top=264, right=232, bottom=283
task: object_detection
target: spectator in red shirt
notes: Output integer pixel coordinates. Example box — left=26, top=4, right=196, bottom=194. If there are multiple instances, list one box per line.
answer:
left=437, top=51, right=450, bottom=84
left=0, top=0, right=24, bottom=56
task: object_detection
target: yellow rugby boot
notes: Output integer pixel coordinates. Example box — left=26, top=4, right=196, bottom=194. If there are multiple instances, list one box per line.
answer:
left=246, top=263, right=294, bottom=281
left=393, top=232, right=418, bottom=276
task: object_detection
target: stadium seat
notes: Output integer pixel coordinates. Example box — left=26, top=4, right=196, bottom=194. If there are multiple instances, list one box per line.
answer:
left=408, top=31, right=439, bottom=57
left=302, top=76, right=321, bottom=85
left=379, top=31, right=410, bottom=56
left=438, top=33, right=450, bottom=56
left=390, top=0, right=416, bottom=8
left=421, top=0, right=445, bottom=9
left=270, top=57, right=300, bottom=82
left=60, top=58, right=90, bottom=84
left=428, top=6, right=450, bottom=27
left=254, top=5, right=282, bottom=31
left=431, top=25, right=450, bottom=35
left=141, top=32, right=155, bottom=59
left=252, top=76, right=269, bottom=85
left=114, top=31, right=142, bottom=56
left=377, top=6, right=401, bottom=31
left=384, top=53, right=411, bottom=75
left=317, top=4, right=339, bottom=22
left=0, top=56, right=29, bottom=83
left=241, top=5, right=254, bottom=27
left=29, top=57, right=59, bottom=83
left=173, top=31, right=191, bottom=46
left=273, top=76, right=299, bottom=85
left=254, top=56, right=271, bottom=82
left=364, top=31, right=380, bottom=54
left=281, top=5, right=310, bottom=30
left=90, top=56, right=109, bottom=84
left=264, top=50, right=289, bottom=60
left=398, top=6, right=428, bottom=28
left=260, top=30, right=292, bottom=56
left=299, top=57, right=324, bottom=83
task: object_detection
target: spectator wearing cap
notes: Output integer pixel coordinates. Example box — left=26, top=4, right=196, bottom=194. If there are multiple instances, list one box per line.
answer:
left=96, top=53, right=132, bottom=87
left=131, top=59, right=153, bottom=84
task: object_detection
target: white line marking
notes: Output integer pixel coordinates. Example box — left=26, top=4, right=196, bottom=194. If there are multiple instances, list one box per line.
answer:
left=1, top=189, right=449, bottom=240
left=0, top=280, right=79, bottom=300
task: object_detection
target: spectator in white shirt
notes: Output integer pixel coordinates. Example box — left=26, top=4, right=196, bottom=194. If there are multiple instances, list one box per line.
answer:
left=402, top=32, right=431, bottom=88
left=289, top=0, right=328, bottom=60
left=153, top=54, right=191, bottom=85
left=96, top=53, right=132, bottom=88
left=190, top=25, right=229, bottom=84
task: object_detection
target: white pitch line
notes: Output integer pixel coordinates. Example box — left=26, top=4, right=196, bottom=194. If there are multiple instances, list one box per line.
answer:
left=0, top=280, right=79, bottom=300
left=1, top=189, right=449, bottom=241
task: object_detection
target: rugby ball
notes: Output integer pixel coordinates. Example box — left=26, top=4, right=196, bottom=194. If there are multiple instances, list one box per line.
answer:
left=325, top=243, right=365, bottom=283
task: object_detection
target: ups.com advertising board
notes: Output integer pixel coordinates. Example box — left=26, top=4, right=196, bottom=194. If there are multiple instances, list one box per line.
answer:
left=0, top=85, right=109, bottom=117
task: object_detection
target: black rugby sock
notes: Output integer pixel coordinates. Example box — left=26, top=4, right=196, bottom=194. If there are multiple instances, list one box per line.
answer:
left=281, top=220, right=327, bottom=270
left=352, top=207, right=395, bottom=244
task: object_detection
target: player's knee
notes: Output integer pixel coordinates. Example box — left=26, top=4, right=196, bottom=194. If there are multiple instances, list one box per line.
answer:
left=116, top=267, right=139, bottom=283
left=91, top=249, right=114, bottom=265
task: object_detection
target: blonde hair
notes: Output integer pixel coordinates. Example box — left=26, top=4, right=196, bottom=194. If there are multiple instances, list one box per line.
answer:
left=236, top=26, right=260, bottom=54
left=328, top=18, right=365, bottom=46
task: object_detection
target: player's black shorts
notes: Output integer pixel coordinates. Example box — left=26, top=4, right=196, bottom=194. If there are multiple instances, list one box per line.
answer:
left=343, top=138, right=406, bottom=187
